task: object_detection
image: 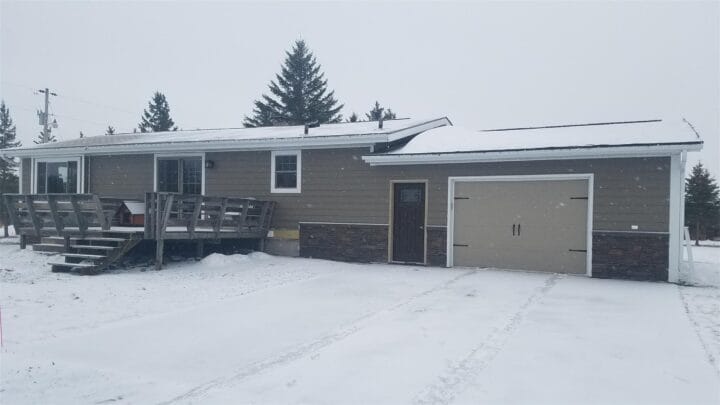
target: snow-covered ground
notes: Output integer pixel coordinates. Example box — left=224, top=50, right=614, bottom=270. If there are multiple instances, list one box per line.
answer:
left=682, top=243, right=720, bottom=287
left=1, top=237, right=718, bottom=404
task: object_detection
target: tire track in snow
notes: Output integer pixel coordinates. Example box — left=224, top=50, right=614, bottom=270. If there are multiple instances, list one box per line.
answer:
left=414, top=273, right=562, bottom=405
left=159, top=269, right=478, bottom=405
left=678, top=285, right=720, bottom=377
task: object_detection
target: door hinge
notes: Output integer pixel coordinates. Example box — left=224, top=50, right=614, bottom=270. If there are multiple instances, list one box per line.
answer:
left=568, top=249, right=587, bottom=252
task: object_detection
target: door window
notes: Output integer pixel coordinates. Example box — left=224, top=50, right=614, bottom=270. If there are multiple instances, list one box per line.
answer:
left=36, top=160, right=78, bottom=193
left=157, top=157, right=202, bottom=194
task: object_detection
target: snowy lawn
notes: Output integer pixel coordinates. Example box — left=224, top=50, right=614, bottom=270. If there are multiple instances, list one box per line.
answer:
left=1, top=237, right=718, bottom=404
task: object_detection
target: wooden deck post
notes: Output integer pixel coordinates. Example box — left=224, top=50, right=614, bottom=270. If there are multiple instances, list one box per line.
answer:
left=196, top=240, right=204, bottom=260
left=155, top=193, right=164, bottom=270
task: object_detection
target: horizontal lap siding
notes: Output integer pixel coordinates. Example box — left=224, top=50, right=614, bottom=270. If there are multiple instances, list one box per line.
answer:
left=88, top=154, right=154, bottom=200
left=206, top=149, right=669, bottom=233
left=21, top=158, right=31, bottom=193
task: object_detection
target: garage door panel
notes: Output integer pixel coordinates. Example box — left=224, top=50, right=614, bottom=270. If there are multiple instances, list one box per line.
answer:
left=452, top=179, right=588, bottom=274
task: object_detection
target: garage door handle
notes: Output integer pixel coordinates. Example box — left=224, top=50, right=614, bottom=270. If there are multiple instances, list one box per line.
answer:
left=512, top=223, right=516, bottom=236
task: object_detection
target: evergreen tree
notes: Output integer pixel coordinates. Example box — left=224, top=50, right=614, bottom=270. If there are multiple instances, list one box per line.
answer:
left=105, top=126, right=115, bottom=135
left=685, top=162, right=720, bottom=245
left=347, top=112, right=359, bottom=123
left=0, top=101, right=21, bottom=236
left=138, top=91, right=177, bottom=132
left=34, top=128, right=56, bottom=144
left=365, top=101, right=397, bottom=121
left=244, top=40, right=343, bottom=127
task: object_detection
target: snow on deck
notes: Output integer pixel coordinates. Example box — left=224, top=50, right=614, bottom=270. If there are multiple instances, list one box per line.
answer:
left=0, top=238, right=718, bottom=404
left=391, top=119, right=702, bottom=155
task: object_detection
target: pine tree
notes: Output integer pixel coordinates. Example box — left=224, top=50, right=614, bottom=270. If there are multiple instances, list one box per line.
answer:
left=105, top=126, right=115, bottom=135
left=365, top=101, right=397, bottom=121
left=138, top=92, right=177, bottom=132
left=244, top=40, right=343, bottom=127
left=0, top=101, right=21, bottom=236
left=685, top=162, right=720, bottom=245
left=347, top=112, right=359, bottom=123
left=34, top=128, right=56, bottom=144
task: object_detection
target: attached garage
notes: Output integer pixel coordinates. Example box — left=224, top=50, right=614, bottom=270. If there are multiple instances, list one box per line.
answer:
left=363, top=119, right=705, bottom=282
left=448, top=175, right=592, bottom=274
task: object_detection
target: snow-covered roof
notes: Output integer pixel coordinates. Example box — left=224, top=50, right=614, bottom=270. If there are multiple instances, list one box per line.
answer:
left=3, top=117, right=451, bottom=158
left=121, top=201, right=145, bottom=215
left=364, top=119, right=703, bottom=165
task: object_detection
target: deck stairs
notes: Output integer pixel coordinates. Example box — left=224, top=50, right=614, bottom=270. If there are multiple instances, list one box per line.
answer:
left=45, top=234, right=142, bottom=275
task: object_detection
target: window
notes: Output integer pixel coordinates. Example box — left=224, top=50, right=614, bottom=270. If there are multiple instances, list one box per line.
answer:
left=271, top=150, right=301, bottom=193
left=156, top=156, right=203, bottom=195
left=35, top=159, right=79, bottom=193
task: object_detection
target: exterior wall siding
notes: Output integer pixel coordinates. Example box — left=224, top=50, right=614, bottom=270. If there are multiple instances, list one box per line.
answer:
left=88, top=154, right=154, bottom=200
left=21, top=158, right=31, bottom=194
left=207, top=148, right=670, bottom=233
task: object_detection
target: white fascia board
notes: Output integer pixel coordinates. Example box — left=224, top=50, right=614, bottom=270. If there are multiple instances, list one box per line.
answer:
left=363, top=144, right=703, bottom=165
left=386, top=117, right=453, bottom=143
left=2, top=135, right=388, bottom=159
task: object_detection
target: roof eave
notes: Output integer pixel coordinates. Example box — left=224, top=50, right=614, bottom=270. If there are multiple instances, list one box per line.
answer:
left=362, top=143, right=703, bottom=166
left=1, top=134, right=391, bottom=158
left=1, top=117, right=452, bottom=158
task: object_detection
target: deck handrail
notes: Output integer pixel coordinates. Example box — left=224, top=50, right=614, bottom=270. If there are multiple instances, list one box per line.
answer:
left=2, top=193, right=121, bottom=237
left=144, top=192, right=276, bottom=240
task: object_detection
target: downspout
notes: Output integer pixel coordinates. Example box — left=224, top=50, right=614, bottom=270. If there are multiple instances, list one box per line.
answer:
left=678, top=150, right=687, bottom=280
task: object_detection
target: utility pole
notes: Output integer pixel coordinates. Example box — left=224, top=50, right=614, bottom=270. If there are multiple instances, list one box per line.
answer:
left=37, top=88, right=57, bottom=143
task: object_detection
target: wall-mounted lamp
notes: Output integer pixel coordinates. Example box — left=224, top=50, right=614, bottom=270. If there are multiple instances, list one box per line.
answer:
left=205, top=160, right=215, bottom=169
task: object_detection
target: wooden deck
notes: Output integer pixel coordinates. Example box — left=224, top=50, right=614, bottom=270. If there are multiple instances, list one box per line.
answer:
left=3, top=192, right=276, bottom=273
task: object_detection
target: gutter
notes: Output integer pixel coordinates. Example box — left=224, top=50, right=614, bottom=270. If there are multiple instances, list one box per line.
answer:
left=362, top=142, right=703, bottom=165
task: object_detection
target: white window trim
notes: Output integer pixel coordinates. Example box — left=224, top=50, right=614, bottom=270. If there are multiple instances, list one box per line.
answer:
left=32, top=156, right=83, bottom=194
left=446, top=173, right=594, bottom=277
left=153, top=153, right=206, bottom=195
left=271, top=150, right=301, bottom=194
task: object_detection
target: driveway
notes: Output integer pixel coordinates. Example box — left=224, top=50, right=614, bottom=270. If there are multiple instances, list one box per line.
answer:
left=1, top=245, right=718, bottom=404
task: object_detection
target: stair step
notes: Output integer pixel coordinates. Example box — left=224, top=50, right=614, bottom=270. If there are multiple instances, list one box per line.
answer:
left=79, top=237, right=127, bottom=243
left=61, top=253, right=106, bottom=260
left=48, top=261, right=96, bottom=268
left=33, top=243, right=66, bottom=253
left=70, top=245, right=116, bottom=251
left=43, top=236, right=127, bottom=243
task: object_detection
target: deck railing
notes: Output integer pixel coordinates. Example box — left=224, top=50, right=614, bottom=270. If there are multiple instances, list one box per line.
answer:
left=144, top=192, right=276, bottom=240
left=2, top=193, right=124, bottom=237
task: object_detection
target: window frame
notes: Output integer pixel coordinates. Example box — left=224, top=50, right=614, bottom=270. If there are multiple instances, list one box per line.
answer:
left=270, top=150, right=301, bottom=194
left=32, top=157, right=83, bottom=194
left=153, top=153, right=206, bottom=195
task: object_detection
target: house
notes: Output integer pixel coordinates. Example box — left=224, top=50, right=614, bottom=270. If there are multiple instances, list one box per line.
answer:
left=2, top=117, right=703, bottom=282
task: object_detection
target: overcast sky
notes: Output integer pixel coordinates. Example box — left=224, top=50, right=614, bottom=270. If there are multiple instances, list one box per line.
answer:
left=1, top=1, right=718, bottom=176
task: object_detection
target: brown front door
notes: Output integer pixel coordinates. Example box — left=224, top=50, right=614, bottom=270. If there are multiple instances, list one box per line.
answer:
left=392, top=182, right=426, bottom=263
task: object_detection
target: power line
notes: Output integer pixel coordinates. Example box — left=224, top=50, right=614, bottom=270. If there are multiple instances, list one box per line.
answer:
left=2, top=80, right=137, bottom=116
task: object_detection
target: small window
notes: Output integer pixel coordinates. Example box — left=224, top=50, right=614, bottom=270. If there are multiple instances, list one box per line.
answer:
left=271, top=151, right=301, bottom=193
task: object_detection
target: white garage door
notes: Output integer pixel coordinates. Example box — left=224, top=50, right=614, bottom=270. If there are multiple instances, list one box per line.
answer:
left=452, top=178, right=589, bottom=274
